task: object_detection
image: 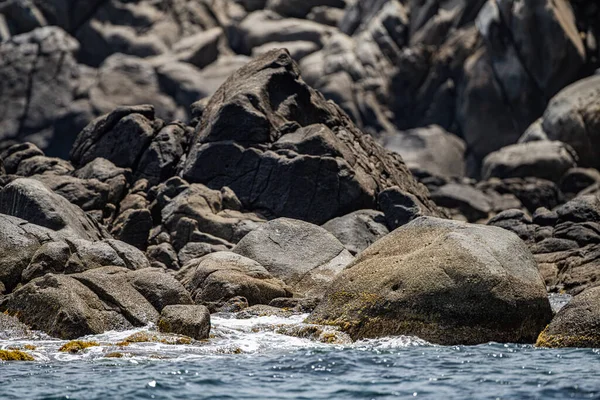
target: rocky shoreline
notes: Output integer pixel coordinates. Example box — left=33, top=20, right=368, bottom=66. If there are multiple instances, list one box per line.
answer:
left=1, top=0, right=600, bottom=351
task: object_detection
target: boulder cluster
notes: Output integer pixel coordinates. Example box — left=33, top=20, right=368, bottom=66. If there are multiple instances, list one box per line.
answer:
left=1, top=0, right=600, bottom=348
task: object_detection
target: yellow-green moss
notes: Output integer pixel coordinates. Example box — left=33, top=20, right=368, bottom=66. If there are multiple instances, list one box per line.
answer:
left=116, top=332, right=192, bottom=347
left=535, top=326, right=600, bottom=348
left=0, top=350, right=34, bottom=361
left=59, top=341, right=99, bottom=353
left=105, top=352, right=125, bottom=358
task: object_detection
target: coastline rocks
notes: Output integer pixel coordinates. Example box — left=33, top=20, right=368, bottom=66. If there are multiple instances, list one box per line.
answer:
left=158, top=305, right=211, bottom=340
left=307, top=217, right=552, bottom=344
left=0, top=178, right=108, bottom=240
left=482, top=141, right=578, bottom=182
left=0, top=27, right=87, bottom=156
left=383, top=125, right=466, bottom=178
left=322, top=210, right=389, bottom=255
left=176, top=252, right=291, bottom=311
left=537, top=286, right=600, bottom=348
left=181, top=49, right=440, bottom=225
left=0, top=266, right=191, bottom=339
left=233, top=218, right=354, bottom=297
left=522, top=75, right=600, bottom=169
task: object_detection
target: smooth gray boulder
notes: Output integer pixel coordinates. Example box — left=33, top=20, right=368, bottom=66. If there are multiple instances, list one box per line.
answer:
left=482, top=141, right=578, bottom=182
left=233, top=218, right=354, bottom=297
left=322, top=210, right=389, bottom=255
left=308, top=217, right=553, bottom=344
left=522, top=75, right=600, bottom=169
left=176, top=251, right=291, bottom=310
left=0, top=178, right=108, bottom=240
left=383, top=125, right=466, bottom=178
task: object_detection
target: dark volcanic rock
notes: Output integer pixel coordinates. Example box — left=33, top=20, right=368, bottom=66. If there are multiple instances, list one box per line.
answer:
left=308, top=216, right=552, bottom=345
left=181, top=49, right=440, bottom=225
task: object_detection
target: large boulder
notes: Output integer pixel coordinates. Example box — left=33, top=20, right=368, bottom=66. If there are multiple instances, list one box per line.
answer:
left=0, top=178, right=107, bottom=240
left=536, top=286, right=600, bottom=348
left=158, top=305, right=211, bottom=340
left=0, top=266, right=192, bottom=339
left=233, top=218, right=354, bottom=297
left=176, top=251, right=291, bottom=310
left=307, top=217, right=553, bottom=344
left=181, top=49, right=439, bottom=225
left=521, top=75, right=600, bottom=169
left=482, top=141, right=578, bottom=182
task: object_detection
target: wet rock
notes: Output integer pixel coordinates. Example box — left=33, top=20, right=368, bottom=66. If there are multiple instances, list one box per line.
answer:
left=233, top=218, right=354, bottom=297
left=158, top=305, right=211, bottom=341
left=322, top=210, right=389, bottom=255
left=0, top=178, right=107, bottom=240
left=482, top=141, right=578, bottom=182
left=537, top=286, right=600, bottom=348
left=0, top=273, right=133, bottom=339
left=176, top=252, right=291, bottom=311
left=308, top=217, right=552, bottom=345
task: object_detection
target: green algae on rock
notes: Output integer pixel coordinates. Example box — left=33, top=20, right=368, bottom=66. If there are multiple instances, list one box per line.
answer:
left=0, top=350, right=34, bottom=361
left=307, top=217, right=553, bottom=345
left=536, top=286, right=600, bottom=348
left=59, top=341, right=100, bottom=353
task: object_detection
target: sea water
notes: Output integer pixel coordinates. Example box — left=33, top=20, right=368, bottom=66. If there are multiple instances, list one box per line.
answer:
left=1, top=310, right=600, bottom=400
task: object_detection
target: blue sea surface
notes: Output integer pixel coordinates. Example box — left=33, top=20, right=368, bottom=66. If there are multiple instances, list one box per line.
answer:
left=1, top=313, right=599, bottom=400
